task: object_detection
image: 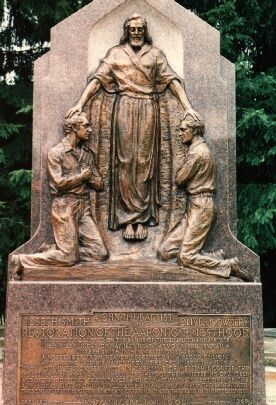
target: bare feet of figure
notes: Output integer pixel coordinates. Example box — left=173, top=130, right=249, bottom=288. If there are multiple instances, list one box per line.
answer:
left=123, top=223, right=135, bottom=240
left=135, top=223, right=148, bottom=240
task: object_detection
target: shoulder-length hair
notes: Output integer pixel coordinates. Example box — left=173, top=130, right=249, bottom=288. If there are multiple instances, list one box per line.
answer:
left=119, top=14, right=152, bottom=45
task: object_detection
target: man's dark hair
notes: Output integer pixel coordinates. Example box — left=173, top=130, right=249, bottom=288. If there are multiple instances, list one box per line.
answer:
left=183, top=117, right=205, bottom=137
left=120, top=14, right=152, bottom=45
left=63, top=112, right=88, bottom=135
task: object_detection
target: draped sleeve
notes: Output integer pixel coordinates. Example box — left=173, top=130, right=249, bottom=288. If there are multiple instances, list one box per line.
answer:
left=155, top=50, right=183, bottom=93
left=87, top=48, right=117, bottom=93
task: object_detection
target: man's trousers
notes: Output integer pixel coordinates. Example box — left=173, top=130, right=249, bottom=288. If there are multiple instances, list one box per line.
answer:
left=20, top=195, right=108, bottom=268
left=158, top=195, right=231, bottom=278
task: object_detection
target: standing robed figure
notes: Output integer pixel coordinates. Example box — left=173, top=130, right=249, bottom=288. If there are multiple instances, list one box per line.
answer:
left=67, top=14, right=199, bottom=241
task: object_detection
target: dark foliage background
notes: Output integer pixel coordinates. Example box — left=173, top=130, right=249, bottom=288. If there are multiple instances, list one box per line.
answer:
left=0, top=0, right=275, bottom=325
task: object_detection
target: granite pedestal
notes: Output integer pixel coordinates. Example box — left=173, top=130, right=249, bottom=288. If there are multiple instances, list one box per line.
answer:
left=3, top=277, right=265, bottom=404
left=3, top=1, right=266, bottom=403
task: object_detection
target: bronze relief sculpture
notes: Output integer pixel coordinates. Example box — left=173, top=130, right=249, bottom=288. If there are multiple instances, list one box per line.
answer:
left=11, top=13, right=253, bottom=283
left=67, top=14, right=199, bottom=241
left=3, top=4, right=265, bottom=404
left=158, top=117, right=253, bottom=282
left=12, top=113, right=108, bottom=278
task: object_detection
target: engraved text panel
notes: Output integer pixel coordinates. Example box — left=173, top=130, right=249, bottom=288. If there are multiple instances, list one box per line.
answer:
left=18, top=313, right=252, bottom=404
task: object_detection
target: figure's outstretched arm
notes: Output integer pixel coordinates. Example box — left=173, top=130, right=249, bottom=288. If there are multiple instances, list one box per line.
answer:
left=66, top=79, right=101, bottom=118
left=169, top=79, right=200, bottom=121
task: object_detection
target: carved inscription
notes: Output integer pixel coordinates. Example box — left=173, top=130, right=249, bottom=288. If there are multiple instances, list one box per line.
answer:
left=18, top=313, right=252, bottom=404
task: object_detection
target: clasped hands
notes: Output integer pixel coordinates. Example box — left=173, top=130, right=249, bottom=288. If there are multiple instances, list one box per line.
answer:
left=80, top=164, right=104, bottom=191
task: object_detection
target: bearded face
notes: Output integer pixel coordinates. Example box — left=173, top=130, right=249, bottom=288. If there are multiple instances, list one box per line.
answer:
left=128, top=19, right=145, bottom=49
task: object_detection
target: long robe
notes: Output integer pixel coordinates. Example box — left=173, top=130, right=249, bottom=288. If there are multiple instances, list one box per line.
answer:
left=89, top=43, right=181, bottom=230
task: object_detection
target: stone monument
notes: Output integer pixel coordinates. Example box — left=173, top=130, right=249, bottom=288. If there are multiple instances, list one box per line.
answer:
left=3, top=0, right=266, bottom=403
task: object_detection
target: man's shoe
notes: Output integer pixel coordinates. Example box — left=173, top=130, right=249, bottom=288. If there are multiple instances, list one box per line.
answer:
left=230, top=259, right=254, bottom=282
left=9, top=254, right=23, bottom=280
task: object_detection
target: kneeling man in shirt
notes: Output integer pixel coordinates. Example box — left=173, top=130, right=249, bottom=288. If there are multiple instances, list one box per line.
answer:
left=12, top=112, right=108, bottom=278
left=158, top=117, right=253, bottom=282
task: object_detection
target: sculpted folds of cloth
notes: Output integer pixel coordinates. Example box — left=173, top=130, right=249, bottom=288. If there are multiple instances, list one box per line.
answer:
left=11, top=113, right=108, bottom=279
left=67, top=13, right=199, bottom=241
left=91, top=44, right=178, bottom=234
left=10, top=14, right=253, bottom=283
left=158, top=118, right=253, bottom=282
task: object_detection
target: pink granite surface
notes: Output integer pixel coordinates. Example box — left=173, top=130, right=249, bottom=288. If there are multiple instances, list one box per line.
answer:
left=3, top=281, right=266, bottom=404
left=10, top=0, right=260, bottom=281
left=3, top=1, right=265, bottom=404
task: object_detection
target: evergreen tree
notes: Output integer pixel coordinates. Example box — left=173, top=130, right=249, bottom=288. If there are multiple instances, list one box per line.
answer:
left=0, top=0, right=275, bottom=324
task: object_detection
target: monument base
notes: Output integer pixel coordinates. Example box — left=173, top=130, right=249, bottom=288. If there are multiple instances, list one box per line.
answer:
left=21, top=259, right=243, bottom=282
left=3, top=279, right=265, bottom=404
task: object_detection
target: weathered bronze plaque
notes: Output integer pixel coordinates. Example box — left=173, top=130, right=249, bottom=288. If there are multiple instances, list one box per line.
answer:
left=18, top=313, right=252, bottom=404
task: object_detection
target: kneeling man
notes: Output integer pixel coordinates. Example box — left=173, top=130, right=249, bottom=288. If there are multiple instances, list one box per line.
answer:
left=158, top=117, right=253, bottom=282
left=12, top=112, right=108, bottom=278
